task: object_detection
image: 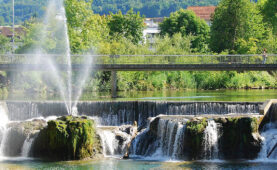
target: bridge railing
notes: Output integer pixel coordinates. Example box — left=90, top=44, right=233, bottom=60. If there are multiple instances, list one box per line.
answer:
left=0, top=54, right=276, bottom=65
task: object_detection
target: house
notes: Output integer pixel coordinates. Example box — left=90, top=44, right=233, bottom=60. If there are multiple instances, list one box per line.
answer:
left=187, top=6, right=216, bottom=26
left=0, top=26, right=25, bottom=41
left=143, top=18, right=164, bottom=44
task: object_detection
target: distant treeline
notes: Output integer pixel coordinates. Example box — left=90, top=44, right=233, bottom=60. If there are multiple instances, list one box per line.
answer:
left=0, top=0, right=48, bottom=25
left=92, top=0, right=220, bottom=17
left=0, top=0, right=220, bottom=25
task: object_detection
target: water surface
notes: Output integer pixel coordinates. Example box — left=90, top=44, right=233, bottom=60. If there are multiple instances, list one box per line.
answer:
left=6, top=89, right=277, bottom=102
left=1, top=158, right=277, bottom=170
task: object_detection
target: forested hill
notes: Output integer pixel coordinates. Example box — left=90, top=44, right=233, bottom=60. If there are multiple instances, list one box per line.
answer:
left=0, top=0, right=220, bottom=25
left=92, top=0, right=220, bottom=17
left=0, top=0, right=48, bottom=25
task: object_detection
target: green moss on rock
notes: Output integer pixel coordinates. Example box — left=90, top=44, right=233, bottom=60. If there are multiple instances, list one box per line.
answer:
left=217, top=116, right=262, bottom=159
left=185, top=118, right=207, bottom=160
left=31, top=116, right=102, bottom=161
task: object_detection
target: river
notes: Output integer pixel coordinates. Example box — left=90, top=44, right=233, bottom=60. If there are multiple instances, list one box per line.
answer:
left=6, top=89, right=277, bottom=102
left=0, top=157, right=277, bottom=169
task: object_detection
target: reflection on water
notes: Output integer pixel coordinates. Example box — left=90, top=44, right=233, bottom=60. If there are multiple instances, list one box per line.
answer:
left=5, top=89, right=277, bottom=102
left=1, top=158, right=277, bottom=170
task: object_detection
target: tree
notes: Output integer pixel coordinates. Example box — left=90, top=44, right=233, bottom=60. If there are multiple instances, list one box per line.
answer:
left=262, top=0, right=277, bottom=34
left=0, top=34, right=11, bottom=53
left=107, top=9, right=145, bottom=44
left=210, top=0, right=267, bottom=53
left=65, top=0, right=108, bottom=53
left=159, top=9, right=210, bottom=51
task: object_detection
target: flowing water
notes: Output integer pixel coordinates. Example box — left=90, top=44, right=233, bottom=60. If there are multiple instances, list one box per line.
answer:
left=203, top=120, right=220, bottom=160
left=258, top=123, right=277, bottom=160
left=21, top=136, right=35, bottom=157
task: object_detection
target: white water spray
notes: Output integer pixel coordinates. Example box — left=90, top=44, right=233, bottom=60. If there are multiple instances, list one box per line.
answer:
left=21, top=136, right=35, bottom=157
left=98, top=130, right=116, bottom=156
left=203, top=119, right=219, bottom=160
left=0, top=103, right=10, bottom=158
left=258, top=123, right=277, bottom=160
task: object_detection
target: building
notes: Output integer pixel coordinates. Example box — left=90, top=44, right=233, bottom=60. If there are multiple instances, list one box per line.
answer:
left=143, top=18, right=163, bottom=44
left=0, top=26, right=25, bottom=41
left=187, top=6, right=216, bottom=26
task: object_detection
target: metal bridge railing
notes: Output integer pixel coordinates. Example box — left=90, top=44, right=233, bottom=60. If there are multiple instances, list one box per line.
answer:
left=0, top=54, right=276, bottom=65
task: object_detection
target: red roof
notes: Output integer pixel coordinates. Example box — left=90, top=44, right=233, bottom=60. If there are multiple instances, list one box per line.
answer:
left=187, top=6, right=216, bottom=21
left=0, top=26, right=25, bottom=37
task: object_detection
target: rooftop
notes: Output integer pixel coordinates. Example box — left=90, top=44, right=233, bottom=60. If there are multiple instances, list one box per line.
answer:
left=0, top=26, right=25, bottom=37
left=187, top=6, right=216, bottom=21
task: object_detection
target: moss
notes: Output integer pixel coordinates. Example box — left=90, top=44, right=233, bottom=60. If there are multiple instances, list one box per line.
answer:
left=31, top=116, right=102, bottom=161
left=218, top=116, right=262, bottom=159
left=185, top=118, right=207, bottom=160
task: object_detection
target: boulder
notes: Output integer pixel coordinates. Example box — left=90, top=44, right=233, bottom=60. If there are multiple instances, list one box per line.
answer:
left=216, top=116, right=263, bottom=159
left=2, top=119, right=46, bottom=156
left=31, top=116, right=102, bottom=161
left=184, top=118, right=208, bottom=160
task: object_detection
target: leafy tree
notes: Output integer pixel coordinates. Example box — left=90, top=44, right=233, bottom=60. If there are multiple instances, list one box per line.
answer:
left=262, top=0, right=277, bottom=34
left=210, top=0, right=267, bottom=53
left=0, top=34, right=11, bottom=53
left=107, top=9, right=145, bottom=44
left=159, top=9, right=210, bottom=51
left=65, top=0, right=108, bottom=53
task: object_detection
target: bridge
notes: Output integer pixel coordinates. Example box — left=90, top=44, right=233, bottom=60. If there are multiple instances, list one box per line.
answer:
left=2, top=54, right=277, bottom=98
left=0, top=54, right=276, bottom=71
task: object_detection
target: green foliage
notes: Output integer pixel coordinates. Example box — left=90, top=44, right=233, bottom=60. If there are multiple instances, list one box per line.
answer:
left=0, top=34, right=12, bottom=53
left=0, top=0, right=48, bottom=25
left=65, top=0, right=108, bottom=53
left=262, top=0, right=277, bottom=34
left=92, top=0, right=220, bottom=18
left=107, top=9, right=145, bottom=44
left=160, top=9, right=210, bottom=51
left=210, top=0, right=267, bottom=53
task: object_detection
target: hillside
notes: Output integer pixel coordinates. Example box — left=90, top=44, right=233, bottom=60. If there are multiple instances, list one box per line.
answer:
left=0, top=0, right=220, bottom=25
left=92, top=0, right=220, bottom=17
left=0, top=0, right=48, bottom=25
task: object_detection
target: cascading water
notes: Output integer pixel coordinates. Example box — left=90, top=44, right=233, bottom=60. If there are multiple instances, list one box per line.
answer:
left=21, top=136, right=35, bottom=157
left=203, top=119, right=219, bottom=160
left=98, top=125, right=133, bottom=157
left=98, top=130, right=116, bottom=156
left=258, top=123, right=277, bottom=160
left=0, top=103, right=9, bottom=158
left=131, top=118, right=187, bottom=160
left=172, top=123, right=186, bottom=159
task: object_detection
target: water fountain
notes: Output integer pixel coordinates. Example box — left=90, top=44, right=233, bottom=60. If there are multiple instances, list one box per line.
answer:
left=22, top=0, right=92, bottom=115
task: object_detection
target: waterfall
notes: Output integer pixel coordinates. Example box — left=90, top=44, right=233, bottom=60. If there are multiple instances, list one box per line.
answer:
left=0, top=128, right=11, bottom=157
left=131, top=118, right=187, bottom=160
left=258, top=123, right=277, bottom=160
left=98, top=127, right=132, bottom=157
left=98, top=130, right=116, bottom=156
left=203, top=119, right=219, bottom=160
left=156, top=119, right=178, bottom=157
left=6, top=101, right=260, bottom=124
left=172, top=123, right=186, bottom=159
left=21, top=136, right=35, bottom=157
left=0, top=102, right=9, bottom=157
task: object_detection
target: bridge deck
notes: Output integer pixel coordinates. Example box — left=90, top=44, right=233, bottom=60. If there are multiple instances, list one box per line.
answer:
left=0, top=54, right=276, bottom=71
left=0, top=64, right=276, bottom=71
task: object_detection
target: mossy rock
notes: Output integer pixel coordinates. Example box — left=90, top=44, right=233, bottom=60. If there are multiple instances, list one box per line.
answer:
left=31, top=116, right=102, bottom=161
left=217, top=117, right=262, bottom=159
left=184, top=118, right=207, bottom=160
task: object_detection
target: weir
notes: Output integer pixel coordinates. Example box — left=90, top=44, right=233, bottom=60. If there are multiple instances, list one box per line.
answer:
left=6, top=101, right=261, bottom=126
